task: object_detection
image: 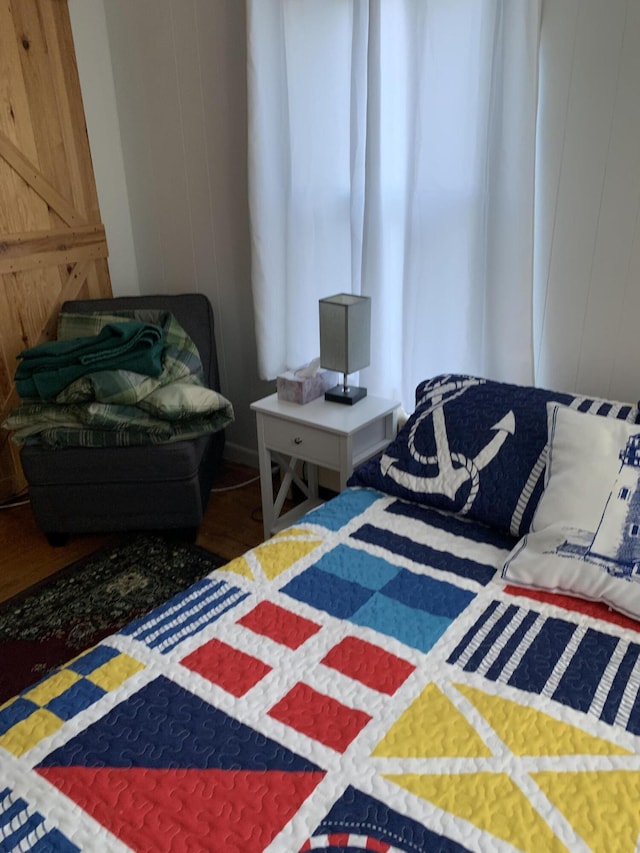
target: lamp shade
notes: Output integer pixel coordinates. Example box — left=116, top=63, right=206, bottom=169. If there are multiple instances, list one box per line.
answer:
left=319, top=293, right=371, bottom=375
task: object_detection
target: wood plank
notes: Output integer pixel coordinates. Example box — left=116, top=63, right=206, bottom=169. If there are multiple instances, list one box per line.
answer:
left=0, top=267, right=60, bottom=372
left=0, top=1, right=112, bottom=502
left=0, top=239, right=108, bottom=274
left=39, top=0, right=95, bottom=220
left=0, top=499, right=115, bottom=603
left=0, top=130, right=86, bottom=226
left=0, top=225, right=108, bottom=275
left=0, top=224, right=105, bottom=261
left=10, top=0, right=69, bottom=232
left=84, top=258, right=110, bottom=300
left=58, top=258, right=93, bottom=305
left=0, top=223, right=103, bottom=247
left=0, top=2, right=51, bottom=236
left=0, top=2, right=37, bottom=158
left=0, top=259, right=94, bottom=500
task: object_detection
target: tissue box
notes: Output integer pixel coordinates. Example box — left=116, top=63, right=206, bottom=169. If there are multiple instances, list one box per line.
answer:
left=277, top=368, right=335, bottom=404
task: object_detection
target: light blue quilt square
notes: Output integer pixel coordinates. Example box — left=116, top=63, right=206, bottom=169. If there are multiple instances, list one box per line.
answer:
left=351, top=592, right=453, bottom=653
left=300, top=488, right=384, bottom=531
left=313, top=544, right=399, bottom=591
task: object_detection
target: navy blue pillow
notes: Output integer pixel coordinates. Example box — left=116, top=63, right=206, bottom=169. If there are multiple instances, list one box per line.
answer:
left=349, top=374, right=639, bottom=537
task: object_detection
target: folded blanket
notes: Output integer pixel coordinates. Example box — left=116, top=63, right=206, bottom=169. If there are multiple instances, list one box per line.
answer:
left=5, top=400, right=233, bottom=448
left=15, top=322, right=164, bottom=400
left=55, top=311, right=203, bottom=408
left=3, top=311, right=234, bottom=448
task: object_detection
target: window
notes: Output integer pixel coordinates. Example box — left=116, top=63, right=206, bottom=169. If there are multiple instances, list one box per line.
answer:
left=247, top=0, right=541, bottom=404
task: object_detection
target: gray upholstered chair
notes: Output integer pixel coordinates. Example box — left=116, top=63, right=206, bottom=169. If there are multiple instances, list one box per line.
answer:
left=20, top=293, right=226, bottom=545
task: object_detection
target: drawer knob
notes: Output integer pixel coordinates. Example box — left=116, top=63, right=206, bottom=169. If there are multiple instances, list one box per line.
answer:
left=293, top=436, right=303, bottom=445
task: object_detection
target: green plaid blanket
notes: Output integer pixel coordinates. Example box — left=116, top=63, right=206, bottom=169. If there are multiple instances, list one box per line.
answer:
left=14, top=321, right=165, bottom=400
left=3, top=310, right=234, bottom=448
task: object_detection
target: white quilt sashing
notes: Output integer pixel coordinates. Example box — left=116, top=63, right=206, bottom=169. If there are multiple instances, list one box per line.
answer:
left=502, top=402, right=640, bottom=621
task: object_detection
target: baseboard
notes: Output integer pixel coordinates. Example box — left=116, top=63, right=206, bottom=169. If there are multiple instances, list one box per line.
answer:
left=223, top=442, right=259, bottom=469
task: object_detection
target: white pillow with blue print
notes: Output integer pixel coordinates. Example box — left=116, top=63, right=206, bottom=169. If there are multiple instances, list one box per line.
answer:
left=502, top=404, right=640, bottom=621
left=349, top=374, right=638, bottom=537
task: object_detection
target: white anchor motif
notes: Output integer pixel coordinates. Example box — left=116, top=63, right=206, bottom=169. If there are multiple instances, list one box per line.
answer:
left=381, top=376, right=515, bottom=514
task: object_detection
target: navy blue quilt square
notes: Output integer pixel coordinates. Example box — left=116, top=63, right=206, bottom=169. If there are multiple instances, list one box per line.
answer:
left=45, top=678, right=106, bottom=721
left=0, top=698, right=39, bottom=735
left=307, top=786, right=469, bottom=853
left=282, top=566, right=374, bottom=620
left=381, top=567, right=475, bottom=618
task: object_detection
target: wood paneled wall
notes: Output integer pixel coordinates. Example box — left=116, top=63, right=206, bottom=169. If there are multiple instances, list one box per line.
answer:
left=0, top=0, right=111, bottom=502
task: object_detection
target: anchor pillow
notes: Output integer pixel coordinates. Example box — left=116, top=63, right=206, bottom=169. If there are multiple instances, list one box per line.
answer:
left=349, top=374, right=639, bottom=537
left=502, top=404, right=640, bottom=621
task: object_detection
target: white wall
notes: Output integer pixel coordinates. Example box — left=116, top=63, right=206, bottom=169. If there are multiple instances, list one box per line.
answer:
left=535, top=0, right=640, bottom=405
left=70, top=0, right=640, bottom=457
left=68, top=0, right=139, bottom=295
left=69, top=0, right=273, bottom=463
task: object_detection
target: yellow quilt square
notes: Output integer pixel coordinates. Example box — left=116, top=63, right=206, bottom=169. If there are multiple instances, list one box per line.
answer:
left=24, top=669, right=81, bottom=706
left=0, top=708, right=63, bottom=757
left=88, top=653, right=145, bottom=692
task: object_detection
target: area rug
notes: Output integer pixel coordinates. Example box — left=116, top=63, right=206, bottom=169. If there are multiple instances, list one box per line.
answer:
left=0, top=535, right=226, bottom=705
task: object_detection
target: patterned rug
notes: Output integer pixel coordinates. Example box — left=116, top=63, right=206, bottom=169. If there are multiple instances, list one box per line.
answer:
left=0, top=535, right=226, bottom=705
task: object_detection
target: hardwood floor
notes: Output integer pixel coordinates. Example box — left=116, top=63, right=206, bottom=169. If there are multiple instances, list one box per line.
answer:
left=0, top=461, right=269, bottom=604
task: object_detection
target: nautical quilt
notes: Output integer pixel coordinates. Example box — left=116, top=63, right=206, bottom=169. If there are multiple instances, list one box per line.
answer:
left=2, top=488, right=640, bottom=852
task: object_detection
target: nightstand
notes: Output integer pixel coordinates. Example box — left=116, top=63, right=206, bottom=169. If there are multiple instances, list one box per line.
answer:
left=251, top=393, right=399, bottom=538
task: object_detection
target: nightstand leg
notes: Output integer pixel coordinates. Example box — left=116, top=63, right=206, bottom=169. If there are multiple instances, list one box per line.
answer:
left=256, top=425, right=275, bottom=539
left=271, top=453, right=313, bottom=518
left=306, top=462, right=319, bottom=500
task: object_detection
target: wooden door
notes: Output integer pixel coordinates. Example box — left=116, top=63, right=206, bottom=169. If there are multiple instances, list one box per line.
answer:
left=0, top=0, right=111, bottom=502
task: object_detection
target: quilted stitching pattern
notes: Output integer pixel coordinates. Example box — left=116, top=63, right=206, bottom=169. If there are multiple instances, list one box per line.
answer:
left=2, top=490, right=640, bottom=852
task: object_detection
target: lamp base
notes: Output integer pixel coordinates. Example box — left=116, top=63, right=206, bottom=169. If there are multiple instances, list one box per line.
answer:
left=324, top=385, right=367, bottom=405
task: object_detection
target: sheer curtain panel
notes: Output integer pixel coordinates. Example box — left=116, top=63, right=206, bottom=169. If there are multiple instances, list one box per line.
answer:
left=247, top=0, right=542, bottom=410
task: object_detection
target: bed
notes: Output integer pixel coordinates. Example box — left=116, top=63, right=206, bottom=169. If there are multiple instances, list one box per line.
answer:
left=2, top=373, right=640, bottom=852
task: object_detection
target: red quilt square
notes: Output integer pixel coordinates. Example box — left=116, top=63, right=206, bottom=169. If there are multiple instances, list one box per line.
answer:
left=268, top=682, right=371, bottom=753
left=504, top=585, right=640, bottom=633
left=181, top=638, right=271, bottom=697
left=238, top=601, right=321, bottom=649
left=320, top=636, right=415, bottom=695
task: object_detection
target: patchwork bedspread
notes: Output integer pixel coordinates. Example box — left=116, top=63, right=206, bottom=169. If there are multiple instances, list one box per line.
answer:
left=2, top=488, right=639, bottom=852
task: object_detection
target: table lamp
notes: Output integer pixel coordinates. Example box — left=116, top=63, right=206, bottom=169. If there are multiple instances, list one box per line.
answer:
left=319, top=293, right=371, bottom=404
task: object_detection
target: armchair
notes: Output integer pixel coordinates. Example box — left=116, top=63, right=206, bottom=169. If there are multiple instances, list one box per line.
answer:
left=19, top=293, right=226, bottom=545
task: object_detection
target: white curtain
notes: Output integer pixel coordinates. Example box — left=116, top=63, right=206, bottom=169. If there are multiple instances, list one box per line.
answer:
left=247, top=0, right=542, bottom=410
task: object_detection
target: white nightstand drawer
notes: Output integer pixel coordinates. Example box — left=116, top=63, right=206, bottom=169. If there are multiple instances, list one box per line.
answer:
left=261, top=414, right=340, bottom=468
